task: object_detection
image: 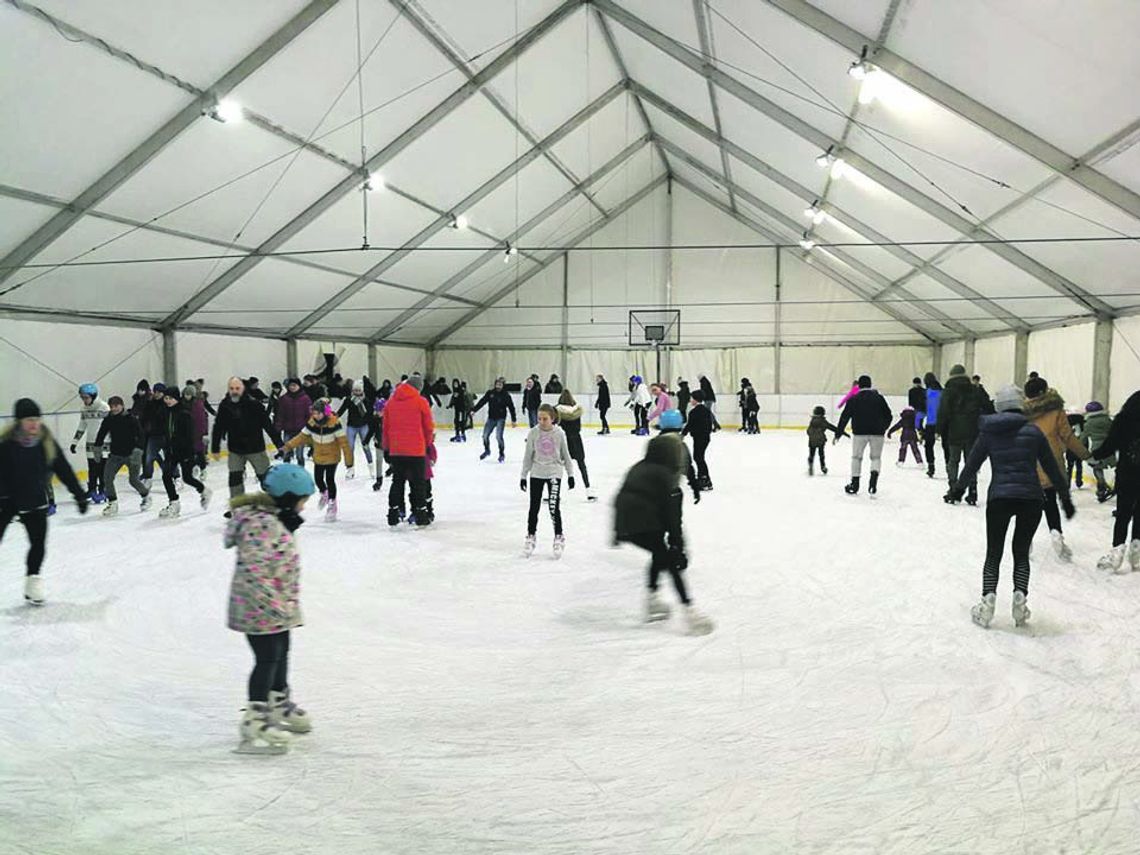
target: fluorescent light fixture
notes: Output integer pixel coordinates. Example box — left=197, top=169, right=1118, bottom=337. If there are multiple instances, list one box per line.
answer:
left=365, top=173, right=385, bottom=192
left=213, top=99, right=244, bottom=123
left=799, top=232, right=815, bottom=251
left=450, top=213, right=469, bottom=230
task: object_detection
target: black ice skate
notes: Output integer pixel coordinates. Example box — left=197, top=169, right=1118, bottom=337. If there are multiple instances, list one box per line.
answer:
left=387, top=507, right=405, bottom=527
left=845, top=476, right=860, bottom=495
left=965, top=487, right=978, bottom=506
left=868, top=471, right=879, bottom=495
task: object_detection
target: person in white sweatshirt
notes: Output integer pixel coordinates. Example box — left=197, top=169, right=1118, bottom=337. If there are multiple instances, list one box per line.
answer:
left=519, top=403, right=574, bottom=558
left=72, top=382, right=110, bottom=503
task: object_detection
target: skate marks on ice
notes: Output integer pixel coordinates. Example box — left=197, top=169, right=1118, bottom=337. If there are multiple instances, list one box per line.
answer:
left=0, top=597, right=117, bottom=625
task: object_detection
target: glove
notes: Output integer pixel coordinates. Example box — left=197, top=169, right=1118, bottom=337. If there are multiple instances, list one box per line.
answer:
left=693, top=489, right=701, bottom=504
left=70, top=444, right=77, bottom=454
left=346, top=466, right=355, bottom=480
left=520, top=479, right=528, bottom=492
left=567, top=476, right=575, bottom=490
left=668, top=544, right=688, bottom=571
left=1061, top=494, right=1076, bottom=519
left=76, top=496, right=89, bottom=515
left=832, top=437, right=840, bottom=446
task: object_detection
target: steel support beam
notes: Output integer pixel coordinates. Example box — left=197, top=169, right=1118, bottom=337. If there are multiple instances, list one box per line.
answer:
left=774, top=246, right=783, bottom=393
left=1014, top=332, right=1030, bottom=384
left=428, top=176, right=668, bottom=346
left=964, top=338, right=976, bottom=375
left=282, top=83, right=624, bottom=337
left=1093, top=319, right=1113, bottom=406
left=162, top=0, right=579, bottom=329
left=764, top=0, right=1140, bottom=222
left=367, top=343, right=379, bottom=383
left=0, top=0, right=340, bottom=288
left=286, top=339, right=299, bottom=378
left=634, top=85, right=1024, bottom=332
left=162, top=328, right=178, bottom=383
left=560, top=254, right=570, bottom=382
left=369, top=135, right=649, bottom=341
left=673, top=176, right=939, bottom=344
left=692, top=0, right=736, bottom=211
left=931, top=342, right=943, bottom=378
left=597, top=1, right=1115, bottom=317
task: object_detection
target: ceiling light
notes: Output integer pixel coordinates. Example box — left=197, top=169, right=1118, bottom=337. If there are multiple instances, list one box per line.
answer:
left=848, top=46, right=874, bottom=81
left=365, top=173, right=385, bottom=192
left=803, top=201, right=820, bottom=219
left=212, top=99, right=244, bottom=123
left=799, top=232, right=815, bottom=251
left=815, top=145, right=835, bottom=168
left=830, top=158, right=847, bottom=180
left=450, top=213, right=469, bottom=230
left=503, top=242, right=517, bottom=263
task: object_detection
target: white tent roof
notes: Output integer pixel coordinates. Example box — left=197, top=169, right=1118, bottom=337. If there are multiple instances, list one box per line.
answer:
left=2, top=0, right=1138, bottom=347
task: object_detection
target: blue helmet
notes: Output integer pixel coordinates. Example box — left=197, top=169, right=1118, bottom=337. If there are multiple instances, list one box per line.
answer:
left=659, top=409, right=683, bottom=430
left=263, top=464, right=316, bottom=499
left=78, top=383, right=98, bottom=399
left=632, top=375, right=643, bottom=385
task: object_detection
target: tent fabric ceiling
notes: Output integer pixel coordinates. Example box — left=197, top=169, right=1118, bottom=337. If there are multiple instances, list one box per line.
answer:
left=1, top=0, right=1138, bottom=347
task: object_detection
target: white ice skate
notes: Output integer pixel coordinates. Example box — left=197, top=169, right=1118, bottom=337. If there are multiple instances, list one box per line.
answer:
left=1098, top=544, right=1127, bottom=573
left=1050, top=530, right=1072, bottom=562
left=267, top=689, right=312, bottom=734
left=200, top=486, right=213, bottom=510
left=346, top=466, right=355, bottom=480
left=645, top=591, right=671, bottom=623
left=367, top=461, right=375, bottom=479
left=158, top=500, right=181, bottom=519
left=318, top=491, right=329, bottom=510
left=191, top=465, right=201, bottom=480
left=140, top=493, right=153, bottom=511
left=683, top=605, right=714, bottom=636
left=553, top=534, right=565, bottom=559
left=325, top=499, right=338, bottom=523
left=523, top=534, right=536, bottom=557
left=970, top=592, right=996, bottom=628
left=235, top=702, right=291, bottom=755
left=1129, top=540, right=1140, bottom=572
left=102, top=500, right=119, bottom=517
left=23, top=575, right=44, bottom=606
left=1011, top=591, right=1031, bottom=627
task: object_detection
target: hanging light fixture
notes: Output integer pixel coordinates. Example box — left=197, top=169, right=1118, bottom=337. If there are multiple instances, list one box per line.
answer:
left=364, top=173, right=385, bottom=192
left=449, top=213, right=469, bottom=230
left=848, top=46, right=874, bottom=81
left=799, top=232, right=815, bottom=251
left=503, top=242, right=517, bottom=263
left=803, top=200, right=826, bottom=225
left=208, top=98, right=244, bottom=124
left=815, top=145, right=836, bottom=169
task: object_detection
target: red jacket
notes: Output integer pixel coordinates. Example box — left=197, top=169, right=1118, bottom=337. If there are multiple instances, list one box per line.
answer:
left=382, top=383, right=434, bottom=457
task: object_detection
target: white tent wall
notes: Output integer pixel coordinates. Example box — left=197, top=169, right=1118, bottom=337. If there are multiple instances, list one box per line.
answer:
left=174, top=332, right=285, bottom=406
left=293, top=340, right=425, bottom=387
left=1110, top=317, right=1140, bottom=411
left=1027, top=323, right=1095, bottom=406
left=941, top=341, right=966, bottom=375
left=974, top=335, right=1017, bottom=390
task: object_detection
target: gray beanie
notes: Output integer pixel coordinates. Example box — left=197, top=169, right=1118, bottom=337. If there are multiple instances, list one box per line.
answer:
left=406, top=374, right=424, bottom=391
left=994, top=384, right=1024, bottom=413
left=949, top=364, right=966, bottom=377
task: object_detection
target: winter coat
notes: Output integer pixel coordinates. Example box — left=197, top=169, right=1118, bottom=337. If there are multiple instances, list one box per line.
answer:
left=130, top=391, right=149, bottom=419
left=923, top=388, right=942, bottom=431
left=614, top=435, right=684, bottom=544
left=224, top=493, right=303, bottom=635
left=451, top=387, right=468, bottom=415
left=975, top=383, right=996, bottom=415
left=836, top=388, right=892, bottom=437
left=682, top=404, right=714, bottom=440
left=283, top=413, right=353, bottom=467
left=744, top=387, right=759, bottom=414
left=907, top=386, right=926, bottom=413
left=1091, top=407, right=1140, bottom=484
left=888, top=409, right=920, bottom=442
left=337, top=395, right=372, bottom=429
left=473, top=388, right=516, bottom=422
left=647, top=389, right=674, bottom=423
left=544, top=378, right=563, bottom=394
left=556, top=402, right=586, bottom=460
left=1024, top=389, right=1088, bottom=489
left=95, top=411, right=144, bottom=457
left=275, top=390, right=313, bottom=434
left=163, top=402, right=197, bottom=462
left=806, top=415, right=840, bottom=447
left=1083, top=411, right=1115, bottom=466
left=381, top=382, right=434, bottom=458
left=626, top=383, right=652, bottom=409
left=523, top=384, right=542, bottom=412
left=520, top=425, right=572, bottom=481
left=957, top=412, right=1068, bottom=503
left=698, top=377, right=716, bottom=405
left=73, top=398, right=110, bottom=458
left=211, top=395, right=281, bottom=456
left=0, top=424, right=84, bottom=512
left=676, top=383, right=691, bottom=414
left=938, top=375, right=985, bottom=445
left=189, top=397, right=208, bottom=454
left=596, top=379, right=611, bottom=410
left=142, top=398, right=168, bottom=438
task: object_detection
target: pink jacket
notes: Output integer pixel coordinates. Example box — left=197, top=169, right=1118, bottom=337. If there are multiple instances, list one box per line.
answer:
left=425, top=442, right=438, bottom=480
left=647, top=390, right=674, bottom=423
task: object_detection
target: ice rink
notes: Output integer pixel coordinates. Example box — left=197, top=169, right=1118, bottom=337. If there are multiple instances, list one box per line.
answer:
left=2, top=428, right=1139, bottom=854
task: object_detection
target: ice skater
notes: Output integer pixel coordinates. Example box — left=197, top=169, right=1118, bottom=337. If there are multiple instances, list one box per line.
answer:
left=520, top=403, right=573, bottom=557
left=658, top=410, right=701, bottom=503
left=888, top=407, right=924, bottom=466
left=646, top=382, right=674, bottom=426
left=337, top=381, right=374, bottom=480
left=473, top=377, right=516, bottom=462
left=1, top=398, right=88, bottom=605
left=921, top=373, right=944, bottom=479
left=523, top=377, right=542, bottom=428
left=449, top=378, right=468, bottom=443
left=835, top=375, right=892, bottom=496
left=806, top=405, right=843, bottom=476
left=71, top=383, right=110, bottom=503
left=212, top=377, right=282, bottom=500
left=371, top=395, right=387, bottom=492
left=595, top=374, right=611, bottom=434
left=556, top=390, right=596, bottom=502
left=613, top=431, right=713, bottom=635
left=697, top=374, right=720, bottom=431
left=280, top=398, right=353, bottom=522
left=682, top=390, right=715, bottom=490
left=742, top=381, right=760, bottom=434
left=382, top=376, right=434, bottom=527
left=947, top=386, right=1073, bottom=628
left=95, top=395, right=151, bottom=516
left=1090, top=392, right=1140, bottom=573
left=226, top=463, right=315, bottom=754
left=626, top=375, right=652, bottom=435
left=157, top=385, right=212, bottom=518
left=1082, top=401, right=1114, bottom=502
left=275, top=382, right=311, bottom=469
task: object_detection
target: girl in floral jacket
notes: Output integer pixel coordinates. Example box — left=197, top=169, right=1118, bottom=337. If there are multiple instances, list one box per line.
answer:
left=225, top=463, right=315, bottom=754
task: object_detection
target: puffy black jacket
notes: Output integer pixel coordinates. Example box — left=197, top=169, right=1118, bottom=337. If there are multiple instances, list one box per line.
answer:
left=614, top=435, right=684, bottom=544
left=957, top=412, right=1067, bottom=502
left=836, top=388, right=892, bottom=436
left=95, top=411, right=144, bottom=456
left=163, top=402, right=197, bottom=461
left=0, top=425, right=84, bottom=512
left=523, top=385, right=542, bottom=411
left=473, top=388, right=517, bottom=422
left=682, top=404, right=713, bottom=439
left=596, top=380, right=611, bottom=410
left=939, top=375, right=985, bottom=444
left=211, top=395, right=281, bottom=455
left=142, top=398, right=167, bottom=438
left=907, top=386, right=926, bottom=412
left=337, top=396, right=372, bottom=429
left=1091, top=395, right=1140, bottom=485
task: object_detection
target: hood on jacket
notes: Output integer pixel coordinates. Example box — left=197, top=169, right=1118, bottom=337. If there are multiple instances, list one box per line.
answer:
left=228, top=492, right=278, bottom=512
left=980, top=411, right=1029, bottom=435
left=390, top=382, right=421, bottom=403
left=556, top=403, right=583, bottom=421
left=645, top=434, right=682, bottom=470
left=1024, top=388, right=1065, bottom=419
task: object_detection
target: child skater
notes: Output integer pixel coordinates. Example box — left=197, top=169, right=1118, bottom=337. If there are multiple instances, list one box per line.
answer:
left=519, top=403, right=573, bottom=558
left=806, top=406, right=842, bottom=475
left=279, top=398, right=352, bottom=522
left=337, top=382, right=374, bottom=480
left=1090, top=391, right=1140, bottom=573
left=658, top=410, right=702, bottom=502
left=556, top=390, right=596, bottom=502
left=1082, top=401, right=1114, bottom=503
left=614, top=431, right=713, bottom=635
left=72, top=383, right=110, bottom=503
left=888, top=407, right=924, bottom=466
left=450, top=379, right=468, bottom=443
left=226, top=463, right=315, bottom=754
left=947, top=385, right=1073, bottom=628
left=96, top=395, right=151, bottom=516
left=682, top=390, right=715, bottom=490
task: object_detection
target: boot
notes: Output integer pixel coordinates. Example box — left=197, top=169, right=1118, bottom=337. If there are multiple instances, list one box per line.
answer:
left=480, top=448, right=491, bottom=460
left=158, top=500, right=181, bottom=519
left=200, top=486, right=213, bottom=510
left=845, top=476, right=860, bottom=495
left=970, top=592, right=996, bottom=628
left=868, top=471, right=879, bottom=495
left=325, top=499, right=337, bottom=522
left=47, top=502, right=56, bottom=516
left=1011, top=590, right=1031, bottom=627
left=1129, top=540, right=1140, bottom=572
left=1050, top=530, right=1072, bottom=562
left=102, top=500, right=119, bottom=517
left=965, top=486, right=978, bottom=506
left=267, top=688, right=311, bottom=733
left=140, top=493, right=153, bottom=511
left=523, top=534, right=536, bottom=557
left=498, top=452, right=505, bottom=463
left=552, top=534, right=565, bottom=559
left=24, top=575, right=44, bottom=606
left=926, top=465, right=935, bottom=479
left=236, top=702, right=290, bottom=755
left=645, top=590, right=671, bottom=623
left=700, top=475, right=713, bottom=492
left=821, top=462, right=828, bottom=475
left=684, top=605, right=714, bottom=636
left=387, top=507, right=404, bottom=527
left=1097, top=544, right=1127, bottom=573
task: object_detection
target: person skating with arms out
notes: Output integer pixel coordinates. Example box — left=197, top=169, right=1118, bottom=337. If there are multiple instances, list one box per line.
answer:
left=520, top=403, right=573, bottom=558
left=72, top=383, right=110, bottom=503
left=0, top=398, right=89, bottom=605
left=211, top=377, right=283, bottom=501
left=157, top=386, right=212, bottom=519
left=682, top=390, right=715, bottom=491
left=888, top=407, right=924, bottom=467
left=1082, top=401, right=1115, bottom=503
left=472, top=377, right=517, bottom=462
left=556, top=390, right=596, bottom=502
left=280, top=398, right=353, bottom=523
left=806, top=406, right=844, bottom=476
left=614, top=430, right=713, bottom=635
left=95, top=396, right=151, bottom=516
left=226, top=463, right=316, bottom=754
left=948, top=386, right=1073, bottom=628
left=834, top=375, right=892, bottom=496
left=336, top=381, right=374, bottom=480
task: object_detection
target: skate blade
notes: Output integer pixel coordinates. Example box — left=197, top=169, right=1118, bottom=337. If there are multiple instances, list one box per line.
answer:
left=24, top=598, right=45, bottom=607
left=645, top=613, right=671, bottom=623
left=234, top=740, right=289, bottom=755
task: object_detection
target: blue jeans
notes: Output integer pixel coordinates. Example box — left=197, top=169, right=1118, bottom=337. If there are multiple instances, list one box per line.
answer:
left=345, top=425, right=373, bottom=464
left=527, top=408, right=538, bottom=428
left=144, top=436, right=165, bottom=479
left=282, top=430, right=306, bottom=466
left=482, top=418, right=505, bottom=454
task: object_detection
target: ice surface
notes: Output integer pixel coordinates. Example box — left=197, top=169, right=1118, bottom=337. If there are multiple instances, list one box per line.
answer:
left=2, top=429, right=1139, bottom=854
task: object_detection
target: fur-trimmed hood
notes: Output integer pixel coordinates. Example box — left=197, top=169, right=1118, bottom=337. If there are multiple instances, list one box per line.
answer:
left=555, top=402, right=582, bottom=422
left=1024, top=388, right=1065, bottom=418
left=228, top=492, right=278, bottom=512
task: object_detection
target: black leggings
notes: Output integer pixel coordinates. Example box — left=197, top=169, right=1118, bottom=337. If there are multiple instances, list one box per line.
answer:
left=923, top=430, right=939, bottom=473
left=571, top=455, right=590, bottom=489
left=982, top=498, right=1043, bottom=596
left=1042, top=488, right=1063, bottom=533
left=162, top=457, right=205, bottom=501
left=1112, top=480, right=1140, bottom=546
left=599, top=407, right=609, bottom=431
left=1066, top=452, right=1084, bottom=487
left=0, top=507, right=48, bottom=576
left=626, top=531, right=690, bottom=605
left=808, top=444, right=827, bottom=467
left=692, top=435, right=710, bottom=480
left=527, top=477, right=562, bottom=535
left=314, top=462, right=338, bottom=499
left=246, top=631, right=290, bottom=702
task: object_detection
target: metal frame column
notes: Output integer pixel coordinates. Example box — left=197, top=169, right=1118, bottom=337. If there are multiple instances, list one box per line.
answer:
left=560, top=253, right=570, bottom=385
left=286, top=339, right=299, bottom=379
left=162, top=329, right=177, bottom=385
left=367, top=343, right=379, bottom=383
left=1092, top=319, right=1113, bottom=406
left=1014, top=332, right=1030, bottom=384
left=964, top=339, right=976, bottom=375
